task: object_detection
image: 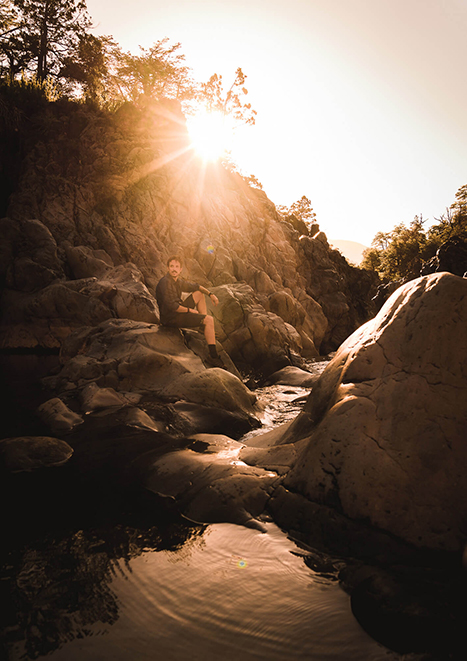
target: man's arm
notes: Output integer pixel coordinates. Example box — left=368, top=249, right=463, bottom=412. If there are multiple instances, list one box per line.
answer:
left=198, top=285, right=219, bottom=306
left=179, top=278, right=219, bottom=308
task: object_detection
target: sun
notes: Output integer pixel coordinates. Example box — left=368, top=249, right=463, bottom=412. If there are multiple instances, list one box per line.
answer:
left=187, top=111, right=232, bottom=161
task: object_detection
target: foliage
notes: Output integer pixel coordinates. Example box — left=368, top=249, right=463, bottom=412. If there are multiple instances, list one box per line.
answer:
left=4, top=0, right=91, bottom=84
left=361, top=216, right=435, bottom=280
left=104, top=38, right=198, bottom=110
left=1, top=3, right=258, bottom=130
left=60, top=32, right=108, bottom=100
left=277, top=195, right=317, bottom=225
left=200, top=67, right=257, bottom=126
left=220, top=152, right=263, bottom=189
left=0, top=73, right=58, bottom=118
left=0, top=0, right=27, bottom=82
left=361, top=187, right=467, bottom=281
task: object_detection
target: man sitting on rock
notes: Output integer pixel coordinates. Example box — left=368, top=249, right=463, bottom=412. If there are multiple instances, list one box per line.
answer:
left=156, top=255, right=222, bottom=367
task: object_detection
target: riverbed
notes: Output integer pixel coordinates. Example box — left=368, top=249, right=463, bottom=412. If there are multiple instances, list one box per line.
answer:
left=1, top=379, right=423, bottom=661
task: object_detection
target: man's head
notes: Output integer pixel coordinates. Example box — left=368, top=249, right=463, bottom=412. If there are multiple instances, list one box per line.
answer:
left=167, top=255, right=182, bottom=279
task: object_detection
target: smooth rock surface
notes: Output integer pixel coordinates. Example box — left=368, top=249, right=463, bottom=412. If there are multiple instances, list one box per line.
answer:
left=278, top=273, right=467, bottom=552
left=36, top=398, right=84, bottom=434
left=143, top=448, right=280, bottom=529
left=0, top=436, right=74, bottom=473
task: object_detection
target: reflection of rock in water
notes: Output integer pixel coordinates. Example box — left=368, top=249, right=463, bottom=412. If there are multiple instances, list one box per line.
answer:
left=2, top=514, right=204, bottom=659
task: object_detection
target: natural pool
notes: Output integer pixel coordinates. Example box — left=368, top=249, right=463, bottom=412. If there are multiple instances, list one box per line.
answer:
left=1, top=379, right=423, bottom=660
left=5, top=520, right=411, bottom=661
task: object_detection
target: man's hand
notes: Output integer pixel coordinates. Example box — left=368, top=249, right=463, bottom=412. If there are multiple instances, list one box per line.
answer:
left=209, top=294, right=219, bottom=306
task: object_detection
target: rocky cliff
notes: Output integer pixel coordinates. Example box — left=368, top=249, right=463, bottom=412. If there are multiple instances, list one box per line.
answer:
left=0, top=98, right=377, bottom=373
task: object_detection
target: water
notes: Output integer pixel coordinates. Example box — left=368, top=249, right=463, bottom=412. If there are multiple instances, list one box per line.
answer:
left=244, top=384, right=311, bottom=442
left=2, top=375, right=421, bottom=661
left=6, top=523, right=405, bottom=661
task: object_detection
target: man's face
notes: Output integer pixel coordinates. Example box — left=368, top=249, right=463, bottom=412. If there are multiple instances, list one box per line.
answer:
left=168, top=260, right=182, bottom=279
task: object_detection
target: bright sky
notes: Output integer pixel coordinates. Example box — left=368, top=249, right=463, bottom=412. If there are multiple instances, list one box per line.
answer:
left=86, top=0, right=467, bottom=246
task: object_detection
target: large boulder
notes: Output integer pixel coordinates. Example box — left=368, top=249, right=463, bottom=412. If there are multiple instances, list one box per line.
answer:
left=43, top=319, right=259, bottom=429
left=0, top=436, right=74, bottom=473
left=0, top=252, right=159, bottom=349
left=275, top=273, right=467, bottom=552
left=210, top=282, right=315, bottom=374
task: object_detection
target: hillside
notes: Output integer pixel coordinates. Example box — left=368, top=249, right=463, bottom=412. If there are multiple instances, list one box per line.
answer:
left=1, top=98, right=378, bottom=367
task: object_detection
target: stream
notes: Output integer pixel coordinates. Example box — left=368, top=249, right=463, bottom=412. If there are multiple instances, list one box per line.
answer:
left=1, top=379, right=423, bottom=661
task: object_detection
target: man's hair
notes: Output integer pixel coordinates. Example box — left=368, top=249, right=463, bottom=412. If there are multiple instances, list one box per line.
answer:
left=167, top=255, right=183, bottom=267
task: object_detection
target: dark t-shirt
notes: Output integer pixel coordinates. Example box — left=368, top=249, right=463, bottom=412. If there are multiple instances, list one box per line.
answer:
left=156, top=273, right=200, bottom=325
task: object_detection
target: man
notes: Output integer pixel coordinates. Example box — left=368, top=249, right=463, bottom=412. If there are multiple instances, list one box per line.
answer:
left=156, top=255, right=222, bottom=366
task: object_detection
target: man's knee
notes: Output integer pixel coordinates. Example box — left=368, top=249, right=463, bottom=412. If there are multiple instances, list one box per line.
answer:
left=203, top=315, right=213, bottom=327
left=193, top=290, right=203, bottom=303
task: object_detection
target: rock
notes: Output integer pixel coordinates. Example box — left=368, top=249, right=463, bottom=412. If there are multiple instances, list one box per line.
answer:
left=0, top=436, right=74, bottom=473
left=36, top=397, right=84, bottom=434
left=65, top=244, right=113, bottom=279
left=79, top=382, right=142, bottom=413
left=121, top=407, right=166, bottom=433
left=280, top=273, right=467, bottom=552
left=0, top=262, right=159, bottom=349
left=164, top=368, right=258, bottom=416
left=211, top=283, right=309, bottom=374
left=143, top=447, right=280, bottom=529
left=436, top=236, right=467, bottom=276
left=1, top=218, right=63, bottom=292
left=52, top=320, right=201, bottom=393
left=2, top=102, right=377, bottom=365
left=45, top=320, right=260, bottom=430
left=169, top=401, right=260, bottom=439
left=349, top=568, right=464, bottom=654
left=264, top=365, right=319, bottom=387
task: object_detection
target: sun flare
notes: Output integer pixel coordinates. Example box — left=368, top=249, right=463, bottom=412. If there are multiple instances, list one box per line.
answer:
left=187, top=111, right=232, bottom=161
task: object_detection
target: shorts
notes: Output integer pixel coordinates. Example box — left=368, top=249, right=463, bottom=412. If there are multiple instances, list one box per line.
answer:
left=165, top=294, right=206, bottom=328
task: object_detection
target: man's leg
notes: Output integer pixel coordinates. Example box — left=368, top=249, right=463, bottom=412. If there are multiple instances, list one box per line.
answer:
left=203, top=314, right=216, bottom=346
left=192, top=290, right=207, bottom=315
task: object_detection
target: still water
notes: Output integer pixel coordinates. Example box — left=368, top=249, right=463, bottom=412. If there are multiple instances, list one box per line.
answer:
left=3, top=380, right=420, bottom=660
left=7, top=522, right=406, bottom=661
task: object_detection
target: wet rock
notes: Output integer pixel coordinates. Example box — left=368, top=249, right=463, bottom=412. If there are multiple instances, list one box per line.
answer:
left=264, top=365, right=319, bottom=387
left=169, top=401, right=260, bottom=439
left=0, top=436, right=73, bottom=473
left=143, top=447, right=280, bottom=530
left=349, top=568, right=465, bottom=654
left=79, top=382, right=142, bottom=413
left=36, top=397, right=84, bottom=434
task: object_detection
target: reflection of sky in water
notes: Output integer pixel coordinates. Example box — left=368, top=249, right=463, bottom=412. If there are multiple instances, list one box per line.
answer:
left=24, top=523, right=405, bottom=661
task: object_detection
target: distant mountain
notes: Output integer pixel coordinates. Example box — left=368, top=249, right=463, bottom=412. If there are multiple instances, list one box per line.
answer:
left=329, top=239, right=368, bottom=265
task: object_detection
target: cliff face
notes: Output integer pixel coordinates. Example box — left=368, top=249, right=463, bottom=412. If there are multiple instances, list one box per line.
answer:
left=0, top=98, right=377, bottom=365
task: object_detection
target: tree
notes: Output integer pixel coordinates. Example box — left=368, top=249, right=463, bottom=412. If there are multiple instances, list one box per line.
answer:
left=277, top=195, right=317, bottom=225
left=361, top=215, right=437, bottom=280
left=200, top=67, right=257, bottom=126
left=0, top=0, right=26, bottom=82
left=60, top=32, right=108, bottom=100
left=106, top=38, right=197, bottom=108
left=9, top=0, right=90, bottom=82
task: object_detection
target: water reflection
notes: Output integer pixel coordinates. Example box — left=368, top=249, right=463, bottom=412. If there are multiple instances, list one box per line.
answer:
left=3, top=519, right=204, bottom=660
left=4, top=521, right=409, bottom=661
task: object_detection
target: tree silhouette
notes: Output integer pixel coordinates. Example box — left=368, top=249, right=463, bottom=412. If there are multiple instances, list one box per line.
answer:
left=6, top=0, right=90, bottom=83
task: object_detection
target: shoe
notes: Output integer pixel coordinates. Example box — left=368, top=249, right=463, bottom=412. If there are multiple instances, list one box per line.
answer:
left=205, top=356, right=224, bottom=368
